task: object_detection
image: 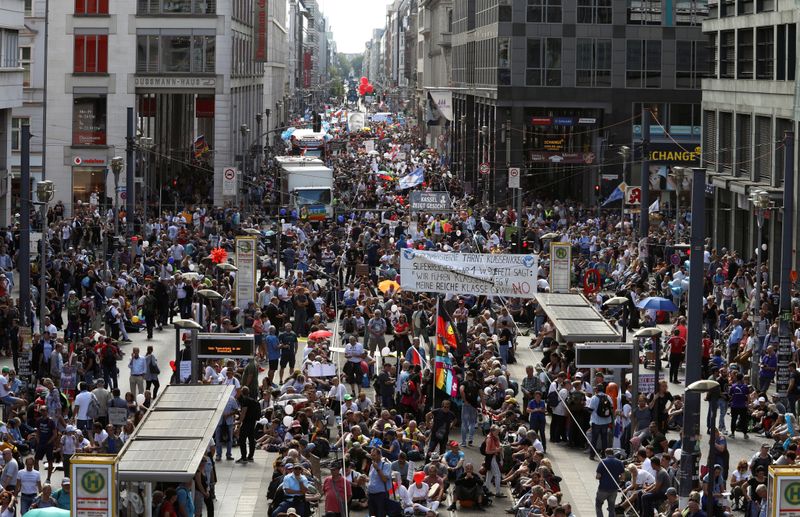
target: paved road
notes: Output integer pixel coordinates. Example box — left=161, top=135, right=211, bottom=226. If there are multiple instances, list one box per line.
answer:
left=13, top=309, right=766, bottom=516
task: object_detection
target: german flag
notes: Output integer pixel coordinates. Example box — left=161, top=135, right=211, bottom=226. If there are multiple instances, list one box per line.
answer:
left=436, top=303, right=458, bottom=354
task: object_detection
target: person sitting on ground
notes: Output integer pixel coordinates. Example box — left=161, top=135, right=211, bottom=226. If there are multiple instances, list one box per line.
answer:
left=449, top=462, right=486, bottom=511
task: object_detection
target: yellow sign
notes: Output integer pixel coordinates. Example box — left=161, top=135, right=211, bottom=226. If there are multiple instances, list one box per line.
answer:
left=71, top=454, right=117, bottom=517
left=648, top=146, right=701, bottom=162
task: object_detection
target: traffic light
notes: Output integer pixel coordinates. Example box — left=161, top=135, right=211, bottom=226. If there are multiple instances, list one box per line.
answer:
left=594, top=184, right=601, bottom=196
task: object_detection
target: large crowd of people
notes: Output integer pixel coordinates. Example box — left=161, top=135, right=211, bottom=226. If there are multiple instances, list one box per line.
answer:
left=0, top=105, right=792, bottom=517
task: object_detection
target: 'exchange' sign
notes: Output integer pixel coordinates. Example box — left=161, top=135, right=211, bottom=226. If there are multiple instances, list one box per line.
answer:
left=400, top=250, right=539, bottom=298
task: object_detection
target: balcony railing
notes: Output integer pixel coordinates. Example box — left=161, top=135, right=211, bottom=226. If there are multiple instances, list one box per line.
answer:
left=137, top=0, right=216, bottom=15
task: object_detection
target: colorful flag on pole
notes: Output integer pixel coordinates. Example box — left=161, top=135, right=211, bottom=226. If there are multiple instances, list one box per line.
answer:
left=193, top=135, right=209, bottom=159
left=602, top=182, right=627, bottom=206
left=648, top=198, right=660, bottom=214
left=397, top=167, right=425, bottom=190
left=434, top=302, right=459, bottom=397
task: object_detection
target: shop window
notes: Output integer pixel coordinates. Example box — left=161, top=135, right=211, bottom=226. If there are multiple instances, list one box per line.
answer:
left=73, top=94, right=107, bottom=146
left=74, top=34, right=108, bottom=74
left=75, top=0, right=109, bottom=15
left=72, top=168, right=106, bottom=208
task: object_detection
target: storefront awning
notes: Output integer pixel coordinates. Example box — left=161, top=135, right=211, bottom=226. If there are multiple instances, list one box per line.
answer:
left=117, top=384, right=234, bottom=482
left=536, top=292, right=621, bottom=342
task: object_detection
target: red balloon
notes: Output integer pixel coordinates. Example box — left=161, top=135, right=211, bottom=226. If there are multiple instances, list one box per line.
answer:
left=360, top=76, right=368, bottom=84
left=358, top=84, right=367, bottom=95
left=169, top=360, right=176, bottom=371
left=366, top=84, right=374, bottom=94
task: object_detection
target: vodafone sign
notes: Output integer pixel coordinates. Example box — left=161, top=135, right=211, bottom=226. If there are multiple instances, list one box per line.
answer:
left=72, top=155, right=107, bottom=167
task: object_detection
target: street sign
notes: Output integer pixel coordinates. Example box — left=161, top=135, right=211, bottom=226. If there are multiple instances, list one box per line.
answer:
left=508, top=167, right=521, bottom=189
left=222, top=167, right=237, bottom=197
left=479, top=163, right=490, bottom=175
left=575, top=344, right=634, bottom=368
left=625, top=186, right=642, bottom=205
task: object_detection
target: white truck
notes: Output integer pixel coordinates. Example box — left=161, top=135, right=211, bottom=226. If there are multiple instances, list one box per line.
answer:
left=276, top=156, right=334, bottom=221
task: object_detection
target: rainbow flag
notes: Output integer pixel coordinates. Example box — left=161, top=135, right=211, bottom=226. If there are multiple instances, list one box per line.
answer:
left=193, top=135, right=209, bottom=159
left=434, top=302, right=459, bottom=397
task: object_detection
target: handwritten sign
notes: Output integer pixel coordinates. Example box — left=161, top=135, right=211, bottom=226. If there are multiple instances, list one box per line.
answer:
left=400, top=250, right=539, bottom=299
left=108, top=407, right=128, bottom=426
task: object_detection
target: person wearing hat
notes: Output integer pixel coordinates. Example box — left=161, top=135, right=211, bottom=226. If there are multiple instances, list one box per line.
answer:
left=272, top=463, right=311, bottom=517
left=52, top=478, right=71, bottom=510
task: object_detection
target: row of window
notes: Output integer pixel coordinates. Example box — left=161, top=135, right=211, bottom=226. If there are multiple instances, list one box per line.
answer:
left=714, top=0, right=774, bottom=18
left=13, top=94, right=106, bottom=150
left=526, top=0, right=706, bottom=26
left=522, top=38, right=707, bottom=88
left=136, top=33, right=216, bottom=74
left=72, top=0, right=218, bottom=16
left=712, top=24, right=796, bottom=81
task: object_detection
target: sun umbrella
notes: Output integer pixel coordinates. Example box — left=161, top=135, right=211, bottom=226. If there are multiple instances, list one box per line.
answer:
left=309, top=330, right=333, bottom=340
left=23, top=509, right=71, bottom=517
left=178, top=272, right=201, bottom=281
left=540, top=232, right=560, bottom=241
left=636, top=296, right=679, bottom=312
left=633, top=327, right=663, bottom=338
left=378, top=280, right=401, bottom=293
left=242, top=228, right=262, bottom=236
left=216, top=263, right=238, bottom=272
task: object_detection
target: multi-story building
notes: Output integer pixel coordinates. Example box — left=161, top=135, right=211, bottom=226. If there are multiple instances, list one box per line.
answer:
left=287, top=0, right=332, bottom=113
left=416, top=0, right=453, bottom=152
left=365, top=29, right=385, bottom=85
left=0, top=0, right=24, bottom=226
left=450, top=0, right=708, bottom=206
left=265, top=0, right=289, bottom=142
left=43, top=0, right=279, bottom=213
left=702, top=0, right=798, bottom=270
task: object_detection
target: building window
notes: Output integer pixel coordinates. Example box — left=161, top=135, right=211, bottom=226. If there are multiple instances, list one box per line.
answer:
left=19, top=46, right=31, bottom=86
left=627, top=0, right=661, bottom=25
left=675, top=0, right=708, bottom=26
left=578, top=0, right=612, bottom=24
left=576, top=39, right=612, bottom=87
left=719, top=30, right=735, bottom=79
left=526, top=38, right=560, bottom=86
left=75, top=0, right=109, bottom=15
left=137, top=32, right=215, bottom=74
left=74, top=34, right=108, bottom=74
left=676, top=40, right=709, bottom=89
left=24, top=0, right=32, bottom=16
left=0, top=29, right=19, bottom=69
left=11, top=118, right=28, bottom=151
left=136, top=0, right=216, bottom=15
left=737, top=28, right=754, bottom=79
left=755, top=115, right=772, bottom=181
left=72, top=94, right=107, bottom=146
left=736, top=113, right=751, bottom=177
left=756, top=26, right=774, bottom=80
left=626, top=40, right=661, bottom=88
left=776, top=24, right=796, bottom=81
left=527, top=0, right=561, bottom=23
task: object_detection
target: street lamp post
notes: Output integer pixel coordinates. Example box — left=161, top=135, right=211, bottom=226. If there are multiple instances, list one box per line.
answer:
left=138, top=137, right=154, bottom=225
left=239, top=125, right=250, bottom=209
left=35, top=181, right=54, bottom=333
left=110, top=157, right=124, bottom=270
left=618, top=146, right=631, bottom=227
left=750, top=188, right=772, bottom=381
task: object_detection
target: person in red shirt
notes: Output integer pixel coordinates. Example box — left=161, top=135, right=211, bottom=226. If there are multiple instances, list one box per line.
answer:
left=701, top=331, right=714, bottom=378
left=322, top=463, right=352, bottom=517
left=667, top=329, right=686, bottom=384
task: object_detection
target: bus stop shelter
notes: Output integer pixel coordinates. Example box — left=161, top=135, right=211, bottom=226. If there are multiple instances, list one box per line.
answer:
left=536, top=292, right=621, bottom=342
left=116, top=384, right=234, bottom=516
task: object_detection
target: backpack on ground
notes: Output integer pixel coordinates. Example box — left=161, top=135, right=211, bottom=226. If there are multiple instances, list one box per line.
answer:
left=596, top=394, right=613, bottom=418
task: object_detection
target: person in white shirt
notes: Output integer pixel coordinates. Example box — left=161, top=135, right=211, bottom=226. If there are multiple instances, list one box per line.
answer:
left=60, top=425, right=80, bottom=475
left=406, top=477, right=439, bottom=514
left=128, top=347, right=147, bottom=398
left=16, top=457, right=42, bottom=515
left=73, top=382, right=95, bottom=435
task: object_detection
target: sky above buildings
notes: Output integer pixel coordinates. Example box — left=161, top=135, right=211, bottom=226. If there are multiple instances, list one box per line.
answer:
left=322, top=0, right=394, bottom=54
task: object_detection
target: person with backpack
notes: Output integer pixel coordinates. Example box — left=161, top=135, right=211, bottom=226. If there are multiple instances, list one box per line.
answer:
left=588, top=384, right=614, bottom=461
left=141, top=288, right=158, bottom=340
left=99, top=339, right=119, bottom=390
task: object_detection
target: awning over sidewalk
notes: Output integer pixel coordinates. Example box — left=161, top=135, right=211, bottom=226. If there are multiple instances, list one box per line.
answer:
left=536, top=292, right=621, bottom=342
left=117, top=384, right=235, bottom=482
